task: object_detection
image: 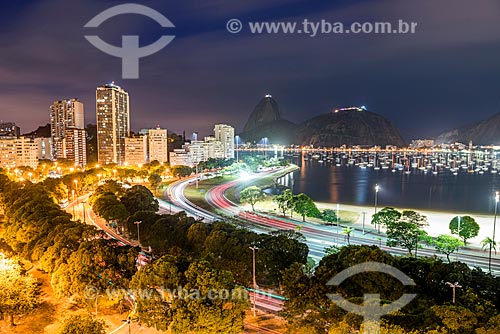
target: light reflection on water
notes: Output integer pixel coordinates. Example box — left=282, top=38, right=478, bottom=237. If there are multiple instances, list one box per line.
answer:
left=282, top=157, right=500, bottom=214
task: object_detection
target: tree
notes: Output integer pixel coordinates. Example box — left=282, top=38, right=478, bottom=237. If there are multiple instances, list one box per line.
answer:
left=293, top=193, right=320, bottom=222
left=259, top=230, right=309, bottom=285
left=481, top=237, right=496, bottom=273
left=171, top=260, right=248, bottom=334
left=342, top=227, right=354, bottom=245
left=239, top=186, right=265, bottom=211
left=92, top=193, right=129, bottom=223
left=171, top=165, right=192, bottom=178
left=433, top=235, right=463, bottom=262
left=371, top=207, right=402, bottom=232
left=129, top=255, right=184, bottom=331
left=60, top=314, right=107, bottom=334
left=321, top=209, right=338, bottom=225
left=0, top=257, right=40, bottom=326
left=386, top=212, right=429, bottom=256
left=148, top=173, right=162, bottom=192
left=120, top=185, right=159, bottom=215
left=273, top=189, right=294, bottom=216
left=449, top=216, right=480, bottom=245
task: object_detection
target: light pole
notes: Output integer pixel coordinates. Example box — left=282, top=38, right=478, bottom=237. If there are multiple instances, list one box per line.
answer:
left=374, top=184, right=380, bottom=233
left=456, top=216, right=461, bottom=262
left=445, top=282, right=462, bottom=304
left=71, top=189, right=75, bottom=219
left=374, top=184, right=380, bottom=214
left=82, top=200, right=87, bottom=224
left=235, top=135, right=240, bottom=162
left=493, top=191, right=499, bottom=243
left=249, top=246, right=259, bottom=317
left=362, top=212, right=366, bottom=235
left=336, top=203, right=340, bottom=243
left=134, top=221, right=142, bottom=246
left=122, top=318, right=131, bottom=334
left=95, top=294, right=104, bottom=317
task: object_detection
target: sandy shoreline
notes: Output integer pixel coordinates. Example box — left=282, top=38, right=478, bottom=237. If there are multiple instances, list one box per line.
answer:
left=316, top=201, right=496, bottom=246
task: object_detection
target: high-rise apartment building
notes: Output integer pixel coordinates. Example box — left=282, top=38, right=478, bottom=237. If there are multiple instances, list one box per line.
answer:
left=148, top=127, right=168, bottom=163
left=0, top=137, right=38, bottom=169
left=63, top=129, right=87, bottom=167
left=34, top=137, right=53, bottom=160
left=125, top=135, right=148, bottom=166
left=96, top=83, right=130, bottom=165
left=50, top=98, right=84, bottom=159
left=0, top=122, right=20, bottom=138
left=214, top=124, right=234, bottom=159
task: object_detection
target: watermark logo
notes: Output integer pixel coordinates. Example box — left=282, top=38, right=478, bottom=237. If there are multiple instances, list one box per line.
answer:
left=226, top=19, right=243, bottom=34
left=326, top=262, right=416, bottom=334
left=84, top=3, right=175, bottom=79
left=83, top=285, right=250, bottom=302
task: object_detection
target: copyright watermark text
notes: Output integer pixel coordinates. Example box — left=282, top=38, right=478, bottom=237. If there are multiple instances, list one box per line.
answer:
left=227, top=18, right=418, bottom=36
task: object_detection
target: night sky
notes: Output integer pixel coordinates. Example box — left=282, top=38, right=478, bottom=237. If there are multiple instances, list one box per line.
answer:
left=1, top=0, right=500, bottom=139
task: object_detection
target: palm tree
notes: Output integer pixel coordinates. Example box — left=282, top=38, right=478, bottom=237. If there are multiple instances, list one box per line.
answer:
left=481, top=237, right=497, bottom=273
left=342, top=227, right=354, bottom=245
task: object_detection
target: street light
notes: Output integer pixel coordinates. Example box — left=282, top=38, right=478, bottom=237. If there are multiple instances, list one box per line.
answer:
left=493, top=191, right=499, bottom=243
left=73, top=179, right=78, bottom=196
left=134, top=221, right=142, bottom=246
left=374, top=184, right=380, bottom=214
left=71, top=189, right=75, bottom=219
left=95, top=294, right=104, bottom=317
left=374, top=184, right=380, bottom=232
left=249, top=246, right=259, bottom=317
left=445, top=282, right=462, bottom=304
left=362, top=212, right=366, bottom=235
left=122, top=318, right=131, bottom=334
left=82, top=200, right=87, bottom=224
left=235, top=135, right=240, bottom=162
left=336, top=203, right=340, bottom=243
left=455, top=216, right=461, bottom=262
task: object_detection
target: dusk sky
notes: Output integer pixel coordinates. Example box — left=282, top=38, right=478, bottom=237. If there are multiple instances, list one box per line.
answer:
left=1, top=0, right=500, bottom=139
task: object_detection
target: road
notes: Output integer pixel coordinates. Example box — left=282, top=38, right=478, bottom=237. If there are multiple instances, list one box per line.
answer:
left=168, top=169, right=500, bottom=275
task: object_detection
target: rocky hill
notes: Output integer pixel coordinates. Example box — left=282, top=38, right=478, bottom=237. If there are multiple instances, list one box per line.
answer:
left=240, top=95, right=298, bottom=144
left=240, top=97, right=405, bottom=147
left=23, top=123, right=51, bottom=138
left=299, top=108, right=406, bottom=147
left=436, top=112, right=500, bottom=145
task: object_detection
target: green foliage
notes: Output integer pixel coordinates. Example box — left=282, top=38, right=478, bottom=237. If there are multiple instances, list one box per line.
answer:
left=321, top=209, right=338, bottom=224
left=148, top=173, right=162, bottom=191
left=384, top=210, right=429, bottom=256
left=0, top=176, right=138, bottom=306
left=428, top=305, right=477, bottom=334
left=196, top=158, right=234, bottom=170
left=433, top=235, right=463, bottom=262
left=0, top=256, right=40, bottom=325
left=282, top=245, right=500, bottom=334
left=342, top=227, right=354, bottom=245
left=60, top=314, right=107, bottom=334
left=120, top=185, right=159, bottom=215
left=259, top=230, right=309, bottom=284
left=449, top=216, right=480, bottom=245
left=371, top=207, right=402, bottom=229
left=41, top=177, right=68, bottom=202
left=239, top=186, right=265, bottom=211
left=92, top=193, right=129, bottom=223
left=130, top=257, right=248, bottom=333
left=293, top=193, right=320, bottom=222
left=171, top=165, right=193, bottom=178
left=274, top=189, right=294, bottom=216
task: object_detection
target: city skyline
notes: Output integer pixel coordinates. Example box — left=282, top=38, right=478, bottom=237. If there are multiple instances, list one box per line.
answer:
left=1, top=0, right=500, bottom=139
